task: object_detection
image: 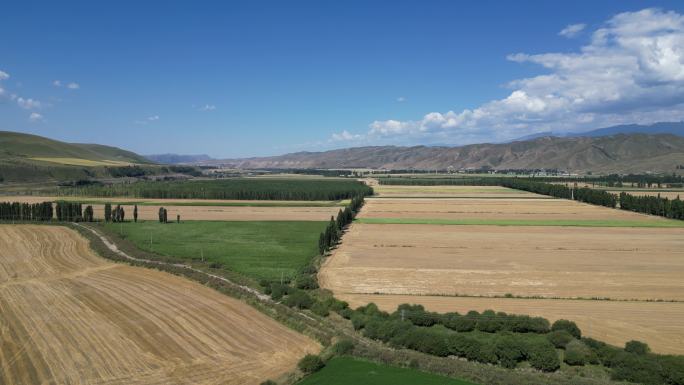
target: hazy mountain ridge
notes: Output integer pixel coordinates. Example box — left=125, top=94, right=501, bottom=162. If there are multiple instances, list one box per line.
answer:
left=216, top=134, right=684, bottom=174
left=145, top=154, right=213, bottom=164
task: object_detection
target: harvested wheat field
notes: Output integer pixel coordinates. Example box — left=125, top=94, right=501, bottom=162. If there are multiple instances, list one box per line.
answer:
left=338, top=293, right=684, bottom=355
left=320, top=223, right=684, bottom=301
left=0, top=225, right=320, bottom=385
left=359, top=197, right=670, bottom=222
left=373, top=185, right=547, bottom=198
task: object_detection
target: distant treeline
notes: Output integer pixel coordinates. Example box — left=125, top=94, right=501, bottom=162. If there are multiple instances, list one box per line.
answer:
left=0, top=201, right=96, bottom=222
left=0, top=202, right=53, bottom=221
left=499, top=179, right=618, bottom=208
left=619, top=192, right=684, bottom=220
left=261, top=168, right=357, bottom=177
left=57, top=178, right=374, bottom=201
left=340, top=303, right=684, bottom=385
left=378, top=177, right=497, bottom=186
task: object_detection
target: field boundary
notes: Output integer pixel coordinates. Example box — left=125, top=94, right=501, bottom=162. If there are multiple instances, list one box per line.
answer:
left=355, top=217, right=684, bottom=228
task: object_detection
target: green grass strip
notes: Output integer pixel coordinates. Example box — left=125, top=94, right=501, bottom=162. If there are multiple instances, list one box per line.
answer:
left=356, top=217, right=684, bottom=228
left=296, top=357, right=477, bottom=385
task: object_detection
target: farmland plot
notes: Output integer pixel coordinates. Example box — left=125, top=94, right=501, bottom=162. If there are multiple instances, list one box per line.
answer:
left=320, top=184, right=684, bottom=354
left=0, top=225, right=319, bottom=385
left=373, top=185, right=546, bottom=198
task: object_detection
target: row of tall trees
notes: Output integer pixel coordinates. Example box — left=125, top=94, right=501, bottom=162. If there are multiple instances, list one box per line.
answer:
left=0, top=201, right=53, bottom=221
left=500, top=180, right=617, bottom=208
left=619, top=192, right=684, bottom=219
left=318, top=195, right=366, bottom=254
left=55, top=202, right=83, bottom=221
left=158, top=207, right=168, bottom=223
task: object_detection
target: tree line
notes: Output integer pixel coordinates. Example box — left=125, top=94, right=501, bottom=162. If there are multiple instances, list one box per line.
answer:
left=318, top=195, right=366, bottom=254
left=0, top=201, right=53, bottom=221
left=58, top=178, right=374, bottom=201
left=499, top=179, right=618, bottom=208
left=619, top=192, right=684, bottom=219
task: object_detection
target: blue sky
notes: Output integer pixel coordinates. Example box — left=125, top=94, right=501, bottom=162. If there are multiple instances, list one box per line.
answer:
left=2, top=1, right=684, bottom=157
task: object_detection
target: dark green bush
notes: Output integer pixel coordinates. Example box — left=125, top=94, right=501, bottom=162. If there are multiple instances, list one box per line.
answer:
left=295, top=275, right=318, bottom=290
left=269, top=283, right=289, bottom=300
left=298, top=354, right=325, bottom=373
left=564, top=340, right=596, bottom=366
left=283, top=290, right=313, bottom=309
left=332, top=339, right=355, bottom=355
left=551, top=319, right=581, bottom=339
left=526, top=340, right=561, bottom=372
left=495, top=335, right=524, bottom=368
left=625, top=340, right=650, bottom=355
left=547, top=330, right=574, bottom=349
left=260, top=381, right=276, bottom=385
left=311, top=301, right=329, bottom=317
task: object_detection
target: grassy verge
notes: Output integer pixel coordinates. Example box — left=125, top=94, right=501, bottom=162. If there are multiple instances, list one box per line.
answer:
left=356, top=217, right=684, bottom=228
left=296, top=356, right=477, bottom=385
left=103, top=220, right=327, bottom=281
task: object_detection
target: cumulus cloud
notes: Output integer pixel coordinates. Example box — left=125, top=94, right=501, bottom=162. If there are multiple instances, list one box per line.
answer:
left=135, top=115, right=160, bottom=125
left=199, top=104, right=216, bottom=111
left=396, top=96, right=406, bottom=102
left=331, top=130, right=363, bottom=141
left=559, top=23, right=586, bottom=38
left=29, top=112, right=44, bottom=122
left=334, top=8, right=684, bottom=145
left=17, top=97, right=42, bottom=110
left=53, top=80, right=80, bottom=89
left=0, top=70, right=9, bottom=81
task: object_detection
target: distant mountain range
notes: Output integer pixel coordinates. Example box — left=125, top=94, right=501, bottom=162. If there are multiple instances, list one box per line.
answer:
left=145, top=153, right=213, bottom=164
left=510, top=121, right=684, bottom=142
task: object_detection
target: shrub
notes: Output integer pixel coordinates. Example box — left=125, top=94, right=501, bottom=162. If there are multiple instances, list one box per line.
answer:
left=298, top=354, right=325, bottom=373
left=295, top=275, right=318, bottom=290
left=260, top=381, right=276, bottom=385
left=311, top=301, right=329, bottom=317
left=495, top=335, right=524, bottom=368
left=337, top=307, right=353, bottom=319
left=332, top=339, right=355, bottom=355
left=283, top=290, right=313, bottom=309
left=611, top=353, right=664, bottom=385
left=564, top=340, right=596, bottom=366
left=328, top=298, right=349, bottom=312
left=350, top=312, right=367, bottom=330
left=551, top=319, right=581, bottom=339
left=270, top=283, right=289, bottom=300
left=527, top=340, right=561, bottom=372
left=547, top=330, right=574, bottom=349
left=625, top=340, right=650, bottom=355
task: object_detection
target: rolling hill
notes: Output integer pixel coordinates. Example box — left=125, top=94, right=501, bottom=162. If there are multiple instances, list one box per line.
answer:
left=0, top=131, right=154, bottom=182
left=215, top=134, right=684, bottom=174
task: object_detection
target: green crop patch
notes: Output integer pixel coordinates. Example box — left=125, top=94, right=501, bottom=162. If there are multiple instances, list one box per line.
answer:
left=356, top=217, right=684, bottom=228
left=103, top=220, right=327, bottom=281
left=296, top=357, right=477, bottom=385
left=59, top=178, right=373, bottom=201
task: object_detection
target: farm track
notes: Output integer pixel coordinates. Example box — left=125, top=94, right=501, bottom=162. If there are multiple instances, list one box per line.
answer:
left=0, top=225, right=320, bottom=385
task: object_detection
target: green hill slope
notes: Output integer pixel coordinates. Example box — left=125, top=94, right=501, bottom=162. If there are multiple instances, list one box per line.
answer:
left=0, top=131, right=154, bottom=182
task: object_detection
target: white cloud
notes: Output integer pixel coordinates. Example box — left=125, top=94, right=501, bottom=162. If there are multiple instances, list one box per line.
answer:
left=29, top=112, right=43, bottom=122
left=53, top=80, right=79, bottom=89
left=331, top=130, right=363, bottom=141
left=396, top=96, right=406, bottom=102
left=0, top=70, right=9, bottom=81
left=135, top=115, right=160, bottom=125
left=559, top=23, right=586, bottom=38
left=335, top=8, right=684, bottom=145
left=17, top=97, right=42, bottom=110
left=199, top=104, right=216, bottom=111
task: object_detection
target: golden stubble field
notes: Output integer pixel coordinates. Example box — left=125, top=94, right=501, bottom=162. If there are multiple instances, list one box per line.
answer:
left=0, top=225, right=320, bottom=385
left=359, top=197, right=669, bottom=222
left=0, top=196, right=341, bottom=221
left=320, top=186, right=684, bottom=354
